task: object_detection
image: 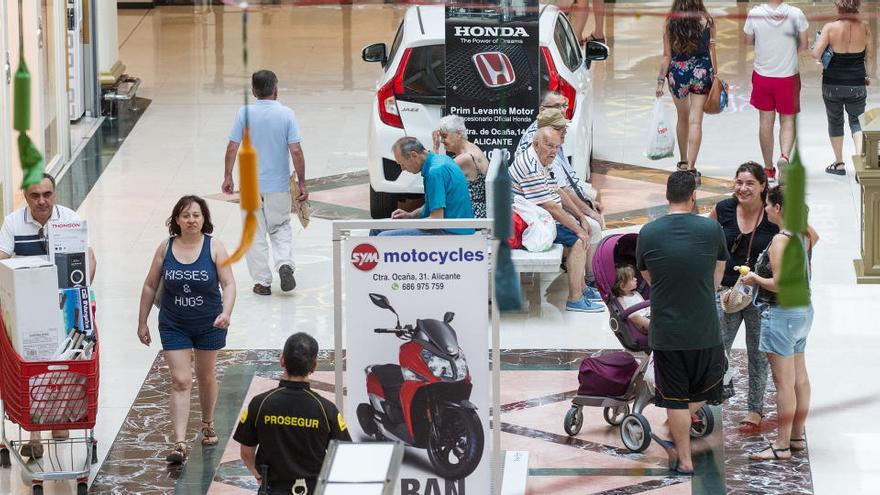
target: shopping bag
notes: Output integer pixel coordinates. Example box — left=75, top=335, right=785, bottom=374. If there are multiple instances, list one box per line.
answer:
left=512, top=196, right=556, bottom=252
left=290, top=175, right=313, bottom=228
left=646, top=98, right=674, bottom=160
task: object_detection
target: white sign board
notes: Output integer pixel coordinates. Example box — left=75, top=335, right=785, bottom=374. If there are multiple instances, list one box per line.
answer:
left=344, top=234, right=489, bottom=495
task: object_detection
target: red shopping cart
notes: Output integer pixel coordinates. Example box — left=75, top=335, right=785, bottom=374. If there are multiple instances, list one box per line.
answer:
left=0, top=307, right=100, bottom=495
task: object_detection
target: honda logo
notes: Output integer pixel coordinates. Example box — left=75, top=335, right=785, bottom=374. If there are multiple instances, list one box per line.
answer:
left=472, top=52, right=515, bottom=89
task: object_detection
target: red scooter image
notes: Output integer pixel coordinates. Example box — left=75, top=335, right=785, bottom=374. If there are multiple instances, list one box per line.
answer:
left=356, top=293, right=484, bottom=479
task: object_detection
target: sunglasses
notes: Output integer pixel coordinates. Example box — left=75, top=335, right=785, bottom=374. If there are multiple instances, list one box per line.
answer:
left=37, top=227, right=49, bottom=254
left=729, top=233, right=745, bottom=254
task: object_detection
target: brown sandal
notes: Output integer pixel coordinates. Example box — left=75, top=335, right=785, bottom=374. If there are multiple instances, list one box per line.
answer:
left=201, top=420, right=219, bottom=446
left=166, top=441, right=188, bottom=464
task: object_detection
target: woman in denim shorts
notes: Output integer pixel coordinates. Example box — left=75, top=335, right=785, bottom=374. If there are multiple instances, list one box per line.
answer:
left=740, top=186, right=819, bottom=461
left=656, top=0, right=716, bottom=184
left=136, top=196, right=237, bottom=464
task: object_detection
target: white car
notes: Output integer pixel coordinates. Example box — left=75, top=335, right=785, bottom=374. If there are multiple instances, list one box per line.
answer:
left=362, top=4, right=609, bottom=219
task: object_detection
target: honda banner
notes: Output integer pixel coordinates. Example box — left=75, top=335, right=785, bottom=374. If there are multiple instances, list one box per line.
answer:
left=344, top=235, right=489, bottom=494
left=445, top=0, right=540, bottom=161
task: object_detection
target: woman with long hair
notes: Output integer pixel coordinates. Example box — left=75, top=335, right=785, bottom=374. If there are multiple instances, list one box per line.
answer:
left=656, top=0, right=717, bottom=183
left=137, top=196, right=236, bottom=464
left=812, top=0, right=873, bottom=175
left=741, top=186, right=818, bottom=460
left=709, top=162, right=778, bottom=431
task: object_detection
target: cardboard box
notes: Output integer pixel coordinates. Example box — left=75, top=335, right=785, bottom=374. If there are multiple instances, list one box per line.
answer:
left=59, top=287, right=94, bottom=336
left=48, top=220, right=90, bottom=288
left=0, top=258, right=66, bottom=361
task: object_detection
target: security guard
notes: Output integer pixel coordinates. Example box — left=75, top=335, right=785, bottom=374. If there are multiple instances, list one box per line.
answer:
left=234, top=332, right=351, bottom=494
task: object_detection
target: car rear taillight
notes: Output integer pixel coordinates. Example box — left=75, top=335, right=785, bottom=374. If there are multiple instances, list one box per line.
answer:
left=541, top=46, right=576, bottom=120
left=377, top=48, right=412, bottom=129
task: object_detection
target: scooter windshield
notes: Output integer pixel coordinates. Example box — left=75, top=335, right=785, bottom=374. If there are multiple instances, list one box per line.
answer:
left=415, top=319, right=459, bottom=355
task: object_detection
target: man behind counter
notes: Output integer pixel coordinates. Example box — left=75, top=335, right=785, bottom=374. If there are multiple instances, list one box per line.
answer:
left=234, top=332, right=351, bottom=494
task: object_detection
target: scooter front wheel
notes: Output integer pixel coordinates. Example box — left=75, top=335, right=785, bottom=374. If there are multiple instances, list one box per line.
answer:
left=357, top=403, right=381, bottom=439
left=427, top=407, right=484, bottom=479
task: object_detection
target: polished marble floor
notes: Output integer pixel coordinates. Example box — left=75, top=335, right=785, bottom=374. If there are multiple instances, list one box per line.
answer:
left=1, top=1, right=879, bottom=494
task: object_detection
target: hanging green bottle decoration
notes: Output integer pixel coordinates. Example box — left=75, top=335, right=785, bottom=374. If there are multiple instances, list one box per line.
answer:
left=777, top=144, right=810, bottom=308
left=13, top=0, right=45, bottom=189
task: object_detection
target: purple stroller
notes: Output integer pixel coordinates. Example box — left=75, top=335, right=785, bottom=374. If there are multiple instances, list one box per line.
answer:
left=562, top=233, right=719, bottom=452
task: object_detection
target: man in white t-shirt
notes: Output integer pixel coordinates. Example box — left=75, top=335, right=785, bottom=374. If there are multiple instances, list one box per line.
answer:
left=223, top=70, right=308, bottom=296
left=744, top=0, right=809, bottom=184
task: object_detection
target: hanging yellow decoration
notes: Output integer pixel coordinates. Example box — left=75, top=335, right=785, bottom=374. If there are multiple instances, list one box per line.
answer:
left=222, top=2, right=259, bottom=266
left=223, top=127, right=260, bottom=266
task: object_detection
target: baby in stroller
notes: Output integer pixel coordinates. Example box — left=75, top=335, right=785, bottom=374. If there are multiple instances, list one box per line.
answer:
left=612, top=265, right=650, bottom=335
left=562, top=233, right=719, bottom=453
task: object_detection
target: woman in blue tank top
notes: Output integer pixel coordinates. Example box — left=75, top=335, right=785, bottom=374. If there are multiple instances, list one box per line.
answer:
left=136, top=196, right=237, bottom=464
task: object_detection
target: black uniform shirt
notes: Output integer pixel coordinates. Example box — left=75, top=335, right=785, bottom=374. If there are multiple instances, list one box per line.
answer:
left=233, top=380, right=351, bottom=489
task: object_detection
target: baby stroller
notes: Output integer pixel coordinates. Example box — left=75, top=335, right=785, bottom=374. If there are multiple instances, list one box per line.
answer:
left=562, top=233, right=720, bottom=452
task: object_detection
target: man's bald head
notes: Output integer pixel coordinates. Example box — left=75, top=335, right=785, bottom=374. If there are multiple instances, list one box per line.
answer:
left=532, top=127, right=561, bottom=167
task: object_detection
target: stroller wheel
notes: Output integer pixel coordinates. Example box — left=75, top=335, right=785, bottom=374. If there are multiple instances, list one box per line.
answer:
left=620, top=413, right=652, bottom=452
left=563, top=406, right=584, bottom=436
left=690, top=404, right=719, bottom=438
left=603, top=405, right=629, bottom=426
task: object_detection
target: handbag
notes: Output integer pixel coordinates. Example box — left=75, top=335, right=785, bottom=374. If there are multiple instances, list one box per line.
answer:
left=720, top=209, right=762, bottom=313
left=704, top=38, right=728, bottom=114
left=152, top=239, right=171, bottom=309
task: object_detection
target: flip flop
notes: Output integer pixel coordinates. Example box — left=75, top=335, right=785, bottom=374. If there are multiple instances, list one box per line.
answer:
left=825, top=162, right=846, bottom=175
left=790, top=437, right=807, bottom=451
left=749, top=440, right=791, bottom=461
left=652, top=435, right=680, bottom=471
left=584, top=33, right=606, bottom=44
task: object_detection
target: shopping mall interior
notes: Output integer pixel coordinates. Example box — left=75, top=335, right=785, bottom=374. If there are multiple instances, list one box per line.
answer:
left=1, top=0, right=880, bottom=494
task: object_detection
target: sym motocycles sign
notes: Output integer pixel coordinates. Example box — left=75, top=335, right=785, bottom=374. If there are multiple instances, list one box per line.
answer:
left=445, top=0, right=540, bottom=161
left=344, top=235, right=489, bottom=494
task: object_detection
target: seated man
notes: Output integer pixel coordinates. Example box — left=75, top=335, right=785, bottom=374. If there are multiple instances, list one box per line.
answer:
left=0, top=173, right=97, bottom=459
left=516, top=91, right=603, bottom=211
left=509, top=127, right=603, bottom=313
left=377, top=136, right=475, bottom=236
left=234, top=332, right=351, bottom=494
left=530, top=108, right=604, bottom=295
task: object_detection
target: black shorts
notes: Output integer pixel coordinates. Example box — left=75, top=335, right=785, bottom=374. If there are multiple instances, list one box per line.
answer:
left=653, top=344, right=726, bottom=410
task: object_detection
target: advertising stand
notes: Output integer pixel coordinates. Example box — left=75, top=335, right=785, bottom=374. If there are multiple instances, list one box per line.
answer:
left=333, top=218, right=499, bottom=495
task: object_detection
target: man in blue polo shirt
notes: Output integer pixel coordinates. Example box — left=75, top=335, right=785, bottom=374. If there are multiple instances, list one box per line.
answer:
left=378, top=137, right=474, bottom=236
left=223, top=70, right=307, bottom=296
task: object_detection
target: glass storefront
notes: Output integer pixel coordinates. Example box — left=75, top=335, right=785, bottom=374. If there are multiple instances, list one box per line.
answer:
left=1, top=0, right=99, bottom=215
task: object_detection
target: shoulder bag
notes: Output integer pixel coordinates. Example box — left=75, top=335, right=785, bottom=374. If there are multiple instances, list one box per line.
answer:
left=704, top=24, right=729, bottom=115
left=152, top=238, right=171, bottom=309
left=720, top=209, right=762, bottom=313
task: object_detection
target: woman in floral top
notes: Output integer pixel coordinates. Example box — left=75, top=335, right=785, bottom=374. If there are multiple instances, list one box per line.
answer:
left=656, top=0, right=717, bottom=184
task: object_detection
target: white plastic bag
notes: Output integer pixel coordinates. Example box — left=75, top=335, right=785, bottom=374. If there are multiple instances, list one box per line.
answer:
left=512, top=196, right=556, bottom=252
left=646, top=98, right=675, bottom=160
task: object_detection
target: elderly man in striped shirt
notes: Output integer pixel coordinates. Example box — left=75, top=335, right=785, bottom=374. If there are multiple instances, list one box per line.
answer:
left=509, top=127, right=604, bottom=313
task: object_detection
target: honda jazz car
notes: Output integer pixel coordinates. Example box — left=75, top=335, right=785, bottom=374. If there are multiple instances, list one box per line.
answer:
left=362, top=4, right=609, bottom=219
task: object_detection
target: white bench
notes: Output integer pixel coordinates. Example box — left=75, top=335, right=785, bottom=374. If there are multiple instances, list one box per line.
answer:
left=485, top=152, right=563, bottom=312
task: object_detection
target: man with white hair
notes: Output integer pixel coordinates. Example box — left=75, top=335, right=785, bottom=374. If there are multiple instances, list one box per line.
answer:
left=509, top=127, right=603, bottom=313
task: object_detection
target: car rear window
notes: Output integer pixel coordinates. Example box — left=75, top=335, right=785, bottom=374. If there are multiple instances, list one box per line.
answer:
left=387, top=22, right=405, bottom=69
left=398, top=45, right=552, bottom=100
left=554, top=16, right=583, bottom=72
left=400, top=45, right=445, bottom=97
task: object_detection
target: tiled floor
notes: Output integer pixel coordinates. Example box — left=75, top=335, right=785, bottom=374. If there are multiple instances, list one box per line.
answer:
left=1, top=1, right=879, bottom=494
left=88, top=350, right=806, bottom=495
